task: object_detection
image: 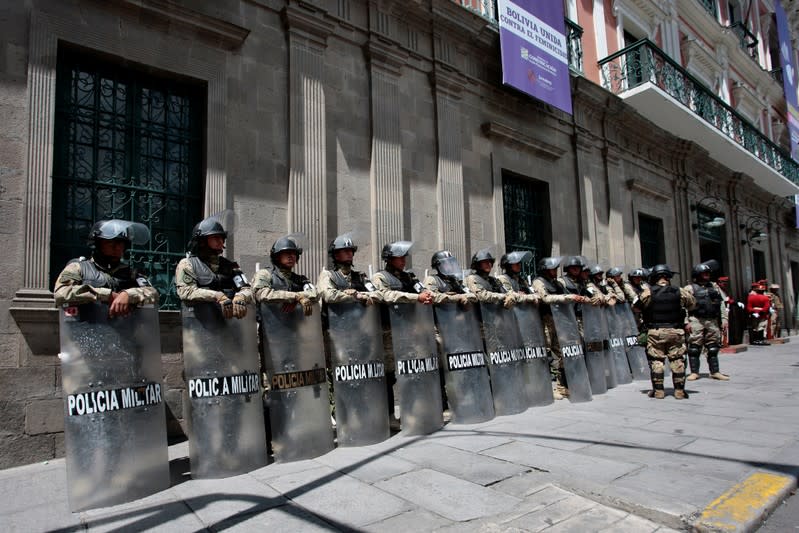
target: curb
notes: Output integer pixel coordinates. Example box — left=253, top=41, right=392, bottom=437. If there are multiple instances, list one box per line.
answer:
left=693, top=471, right=797, bottom=532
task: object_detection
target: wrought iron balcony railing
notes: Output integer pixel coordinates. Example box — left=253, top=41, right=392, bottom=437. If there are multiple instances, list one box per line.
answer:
left=598, top=39, right=799, bottom=187
left=454, top=1, right=584, bottom=74
left=696, top=0, right=718, bottom=19
left=728, top=22, right=759, bottom=63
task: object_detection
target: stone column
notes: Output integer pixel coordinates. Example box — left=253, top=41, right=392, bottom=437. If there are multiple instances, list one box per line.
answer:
left=365, top=39, right=407, bottom=266
left=575, top=129, right=598, bottom=260
left=284, top=4, right=333, bottom=277
left=431, top=68, right=468, bottom=262
left=602, top=144, right=626, bottom=266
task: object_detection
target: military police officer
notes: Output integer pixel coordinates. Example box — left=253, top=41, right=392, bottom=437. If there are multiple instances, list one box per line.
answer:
left=425, top=250, right=475, bottom=305
left=465, top=249, right=516, bottom=307
left=318, top=233, right=379, bottom=306
left=497, top=252, right=540, bottom=305
left=253, top=235, right=316, bottom=313
left=639, top=265, right=696, bottom=399
left=684, top=263, right=729, bottom=381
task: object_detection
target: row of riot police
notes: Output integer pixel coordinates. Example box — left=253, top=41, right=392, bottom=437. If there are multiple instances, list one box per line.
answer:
left=52, top=213, right=723, bottom=512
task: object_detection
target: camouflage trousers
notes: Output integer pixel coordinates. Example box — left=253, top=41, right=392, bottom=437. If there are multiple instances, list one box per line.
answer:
left=542, top=314, right=561, bottom=371
left=686, top=316, right=721, bottom=347
left=646, top=327, right=687, bottom=375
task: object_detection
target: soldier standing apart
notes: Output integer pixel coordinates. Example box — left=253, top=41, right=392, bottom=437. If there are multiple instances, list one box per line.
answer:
left=684, top=263, right=729, bottom=381
left=175, top=213, right=251, bottom=318
left=767, top=284, right=784, bottom=339
left=317, top=233, right=380, bottom=412
left=55, top=219, right=158, bottom=313
left=532, top=257, right=587, bottom=399
left=372, top=241, right=434, bottom=423
left=746, top=282, right=771, bottom=346
left=639, top=265, right=696, bottom=399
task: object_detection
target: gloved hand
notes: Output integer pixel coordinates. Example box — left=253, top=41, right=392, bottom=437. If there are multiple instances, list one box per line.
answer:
left=232, top=293, right=248, bottom=319
left=217, top=293, right=234, bottom=319
left=737, top=302, right=745, bottom=309
left=503, top=293, right=516, bottom=309
left=751, top=312, right=759, bottom=318
left=296, top=293, right=314, bottom=316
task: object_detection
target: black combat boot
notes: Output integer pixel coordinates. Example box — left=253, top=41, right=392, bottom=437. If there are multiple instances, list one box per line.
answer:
left=707, top=344, right=729, bottom=380
left=686, top=344, right=702, bottom=381
left=648, top=372, right=665, bottom=399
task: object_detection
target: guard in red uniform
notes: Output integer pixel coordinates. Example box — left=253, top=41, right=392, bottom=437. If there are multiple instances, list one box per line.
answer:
left=746, top=283, right=771, bottom=346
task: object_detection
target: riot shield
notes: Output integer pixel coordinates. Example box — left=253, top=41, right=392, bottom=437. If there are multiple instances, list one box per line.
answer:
left=260, top=303, right=334, bottom=462
left=605, top=306, right=633, bottom=384
left=434, top=303, right=495, bottom=424
left=387, top=303, right=444, bottom=435
left=549, top=303, right=592, bottom=403
left=59, top=303, right=169, bottom=512
left=512, top=305, right=555, bottom=407
left=327, top=302, right=389, bottom=446
left=182, top=303, right=267, bottom=478
left=580, top=304, right=609, bottom=395
left=619, top=304, right=649, bottom=380
left=480, top=303, right=530, bottom=415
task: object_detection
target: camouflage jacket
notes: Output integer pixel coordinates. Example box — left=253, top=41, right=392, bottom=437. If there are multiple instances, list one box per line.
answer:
left=465, top=272, right=509, bottom=304
left=317, top=267, right=382, bottom=304
left=253, top=266, right=317, bottom=303
left=54, top=258, right=158, bottom=307
left=372, top=267, right=424, bottom=304
left=175, top=255, right=253, bottom=304
left=496, top=273, right=538, bottom=304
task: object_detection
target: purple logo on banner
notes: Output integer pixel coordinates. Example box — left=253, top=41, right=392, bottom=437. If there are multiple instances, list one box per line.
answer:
left=497, top=0, right=572, bottom=115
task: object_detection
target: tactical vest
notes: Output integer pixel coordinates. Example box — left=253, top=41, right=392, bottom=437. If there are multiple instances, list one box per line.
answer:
left=535, top=275, right=563, bottom=317
left=269, top=266, right=310, bottom=292
left=188, top=256, right=241, bottom=292
left=328, top=268, right=372, bottom=292
left=75, top=259, right=138, bottom=292
left=690, top=283, right=722, bottom=319
left=470, top=273, right=505, bottom=293
left=503, top=273, right=532, bottom=294
left=377, top=269, right=421, bottom=293
left=643, top=285, right=684, bottom=328
left=561, top=276, right=584, bottom=316
left=430, top=274, right=467, bottom=294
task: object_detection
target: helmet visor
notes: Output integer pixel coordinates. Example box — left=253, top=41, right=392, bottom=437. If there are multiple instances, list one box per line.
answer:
left=387, top=240, right=413, bottom=258
left=505, top=251, right=532, bottom=266
left=436, top=256, right=463, bottom=277
left=96, top=220, right=151, bottom=246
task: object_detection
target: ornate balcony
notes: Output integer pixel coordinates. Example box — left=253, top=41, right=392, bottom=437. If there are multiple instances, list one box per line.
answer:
left=599, top=39, right=799, bottom=195
left=728, top=22, right=759, bottom=63
left=696, top=0, right=718, bottom=19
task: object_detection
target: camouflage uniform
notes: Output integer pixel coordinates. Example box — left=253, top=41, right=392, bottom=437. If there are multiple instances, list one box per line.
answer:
left=496, top=273, right=539, bottom=304
left=175, top=254, right=253, bottom=304
left=532, top=276, right=573, bottom=374
left=54, top=258, right=158, bottom=307
left=767, top=290, right=783, bottom=339
left=465, top=272, right=513, bottom=304
left=558, top=274, right=588, bottom=336
left=683, top=281, right=726, bottom=380
left=640, top=280, right=695, bottom=398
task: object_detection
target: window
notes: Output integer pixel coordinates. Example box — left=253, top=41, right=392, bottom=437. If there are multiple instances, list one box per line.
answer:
left=503, top=172, right=551, bottom=276
left=51, top=47, right=205, bottom=309
left=638, top=213, right=665, bottom=268
left=696, top=208, right=727, bottom=275
left=752, top=250, right=766, bottom=283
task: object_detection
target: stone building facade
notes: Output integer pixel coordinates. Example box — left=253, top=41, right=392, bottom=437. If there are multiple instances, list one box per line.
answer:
left=1, top=0, right=798, bottom=466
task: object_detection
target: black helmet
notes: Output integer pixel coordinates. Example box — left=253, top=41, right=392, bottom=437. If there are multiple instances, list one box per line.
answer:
left=270, top=235, right=303, bottom=264
left=538, top=257, right=562, bottom=271
left=649, top=264, right=675, bottom=283
left=431, top=250, right=463, bottom=277
left=500, top=250, right=533, bottom=269
left=692, top=263, right=712, bottom=279
left=628, top=268, right=645, bottom=279
left=329, top=232, right=358, bottom=257
left=563, top=255, right=585, bottom=269
left=381, top=240, right=413, bottom=261
left=589, top=264, right=604, bottom=277
left=88, top=219, right=150, bottom=249
left=701, top=259, right=720, bottom=273
left=606, top=266, right=623, bottom=278
left=470, top=248, right=495, bottom=270
left=188, top=210, right=235, bottom=252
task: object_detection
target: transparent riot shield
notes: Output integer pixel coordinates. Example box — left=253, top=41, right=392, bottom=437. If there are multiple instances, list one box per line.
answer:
left=605, top=306, right=633, bottom=384
left=550, top=303, right=592, bottom=403
left=59, top=303, right=169, bottom=512
left=327, top=302, right=389, bottom=446
left=387, top=304, right=444, bottom=435
left=260, top=303, right=334, bottom=462
left=480, top=303, right=530, bottom=415
left=512, top=305, right=554, bottom=407
left=182, top=303, right=267, bottom=478
left=619, top=304, right=649, bottom=380
left=581, top=304, right=609, bottom=395
left=434, top=303, right=494, bottom=424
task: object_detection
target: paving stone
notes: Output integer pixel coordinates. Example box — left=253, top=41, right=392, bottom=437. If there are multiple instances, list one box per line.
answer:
left=314, top=445, right=418, bottom=483
left=482, top=441, right=642, bottom=485
left=265, top=465, right=410, bottom=527
left=249, top=457, right=325, bottom=483
left=214, top=502, right=340, bottom=532
left=642, top=419, right=792, bottom=448
left=482, top=422, right=591, bottom=452
left=488, top=471, right=554, bottom=499
left=497, top=485, right=576, bottom=523
left=361, top=508, right=452, bottom=531
left=502, top=493, right=597, bottom=531
left=85, top=501, right=204, bottom=532
left=171, top=474, right=285, bottom=527
left=609, top=465, right=732, bottom=511
left=541, top=503, right=627, bottom=532
left=375, top=468, right=521, bottom=522
left=597, top=513, right=662, bottom=532
left=421, top=429, right=515, bottom=453
left=391, top=441, right=528, bottom=485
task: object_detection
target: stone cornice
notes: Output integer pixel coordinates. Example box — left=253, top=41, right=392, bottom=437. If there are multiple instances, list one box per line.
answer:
left=430, top=66, right=468, bottom=100
left=365, top=37, right=408, bottom=77
left=626, top=178, right=671, bottom=201
left=482, top=122, right=566, bottom=160
left=114, top=0, right=249, bottom=49
left=283, top=2, right=334, bottom=47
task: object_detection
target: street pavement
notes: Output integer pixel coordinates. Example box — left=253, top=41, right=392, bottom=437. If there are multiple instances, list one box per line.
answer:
left=3, top=338, right=799, bottom=532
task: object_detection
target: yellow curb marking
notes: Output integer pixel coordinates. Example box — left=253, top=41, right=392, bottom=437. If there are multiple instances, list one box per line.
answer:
left=697, top=472, right=794, bottom=531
